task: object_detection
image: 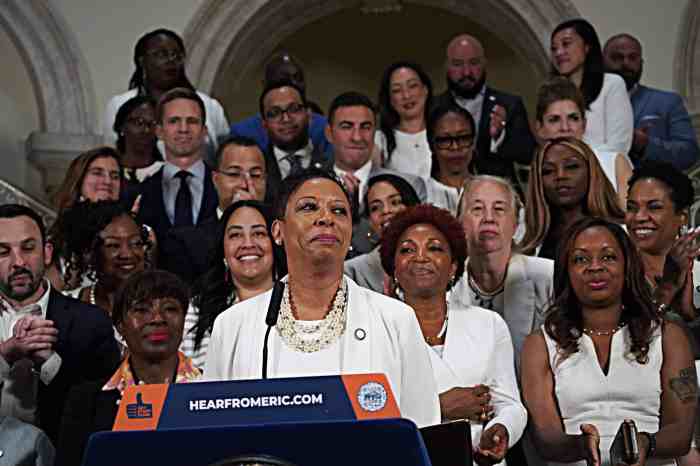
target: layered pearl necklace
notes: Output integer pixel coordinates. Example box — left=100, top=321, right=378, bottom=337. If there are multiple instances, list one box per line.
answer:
left=276, top=279, right=348, bottom=353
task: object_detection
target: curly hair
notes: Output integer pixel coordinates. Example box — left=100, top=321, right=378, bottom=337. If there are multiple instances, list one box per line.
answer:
left=190, top=200, right=286, bottom=350
left=544, top=217, right=660, bottom=365
left=56, top=200, right=151, bottom=288
left=377, top=61, right=433, bottom=163
left=628, top=160, right=694, bottom=212
left=379, top=204, right=467, bottom=290
left=519, top=137, right=625, bottom=254
left=535, top=76, right=587, bottom=123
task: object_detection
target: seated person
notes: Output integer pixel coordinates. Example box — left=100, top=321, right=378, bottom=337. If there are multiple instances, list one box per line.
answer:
left=230, top=52, right=330, bottom=154
left=56, top=270, right=201, bottom=466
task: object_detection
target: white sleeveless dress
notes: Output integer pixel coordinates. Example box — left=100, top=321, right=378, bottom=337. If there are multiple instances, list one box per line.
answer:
left=542, top=325, right=675, bottom=466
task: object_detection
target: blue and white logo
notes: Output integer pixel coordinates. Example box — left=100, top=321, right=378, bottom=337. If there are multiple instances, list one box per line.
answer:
left=357, top=382, right=387, bottom=412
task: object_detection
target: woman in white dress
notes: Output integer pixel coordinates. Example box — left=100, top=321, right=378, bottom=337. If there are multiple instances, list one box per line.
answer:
left=376, top=62, right=433, bottom=177
left=204, top=169, right=440, bottom=428
left=550, top=19, right=633, bottom=155
left=535, top=77, right=633, bottom=208
left=521, top=217, right=696, bottom=466
left=380, top=204, right=526, bottom=464
left=102, top=29, right=228, bottom=151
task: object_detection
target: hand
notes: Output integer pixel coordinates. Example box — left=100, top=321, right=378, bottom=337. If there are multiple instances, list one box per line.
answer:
left=232, top=173, right=260, bottom=202
left=614, top=432, right=648, bottom=466
left=1, top=317, right=57, bottom=365
left=475, top=423, right=509, bottom=465
left=632, top=127, right=650, bottom=154
left=130, top=194, right=142, bottom=215
left=659, top=227, right=700, bottom=297
left=672, top=267, right=699, bottom=321
left=580, top=424, right=601, bottom=466
left=489, top=105, right=507, bottom=139
left=439, top=385, right=493, bottom=422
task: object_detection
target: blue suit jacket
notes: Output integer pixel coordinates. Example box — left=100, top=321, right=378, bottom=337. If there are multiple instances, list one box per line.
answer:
left=631, top=85, right=699, bottom=170
left=230, top=112, right=332, bottom=154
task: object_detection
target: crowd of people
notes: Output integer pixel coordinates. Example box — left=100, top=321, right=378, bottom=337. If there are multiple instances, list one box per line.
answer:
left=2, top=17, right=700, bottom=466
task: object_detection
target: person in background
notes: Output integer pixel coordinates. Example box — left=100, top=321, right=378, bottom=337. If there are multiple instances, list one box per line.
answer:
left=230, top=52, right=330, bottom=155
left=521, top=217, right=695, bottom=466
left=549, top=19, right=633, bottom=155
left=102, top=28, right=228, bottom=154
left=182, top=200, right=284, bottom=370
left=112, top=95, right=163, bottom=186
left=520, top=137, right=625, bottom=260
left=381, top=204, right=526, bottom=464
left=535, top=77, right=633, bottom=207
left=604, top=33, right=700, bottom=170
left=0, top=415, right=55, bottom=466
left=375, top=61, right=433, bottom=177
left=434, top=34, right=536, bottom=185
left=344, top=172, right=420, bottom=293
left=56, top=270, right=201, bottom=466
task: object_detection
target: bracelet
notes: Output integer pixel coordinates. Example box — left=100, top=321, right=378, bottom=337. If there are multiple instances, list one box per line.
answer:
left=640, top=432, right=656, bottom=458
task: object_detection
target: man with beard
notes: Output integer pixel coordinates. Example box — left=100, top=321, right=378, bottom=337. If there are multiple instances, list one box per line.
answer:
left=0, top=204, right=120, bottom=443
left=604, top=33, right=699, bottom=170
left=434, top=34, right=536, bottom=185
left=260, top=80, right=333, bottom=181
left=136, top=87, right=219, bottom=246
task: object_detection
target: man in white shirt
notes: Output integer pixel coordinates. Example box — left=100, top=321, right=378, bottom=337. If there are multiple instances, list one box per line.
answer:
left=0, top=204, right=120, bottom=443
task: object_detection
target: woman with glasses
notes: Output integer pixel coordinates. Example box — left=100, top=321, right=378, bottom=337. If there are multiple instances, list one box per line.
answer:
left=376, top=61, right=433, bottom=178
left=112, top=95, right=163, bottom=186
left=102, top=28, right=229, bottom=150
left=423, top=101, right=477, bottom=215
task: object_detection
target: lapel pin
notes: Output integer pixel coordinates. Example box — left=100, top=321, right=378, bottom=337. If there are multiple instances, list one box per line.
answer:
left=354, top=328, right=367, bottom=341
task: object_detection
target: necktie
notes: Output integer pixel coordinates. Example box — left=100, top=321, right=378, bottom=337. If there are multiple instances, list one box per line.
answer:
left=284, top=154, right=304, bottom=177
left=174, top=170, right=193, bottom=227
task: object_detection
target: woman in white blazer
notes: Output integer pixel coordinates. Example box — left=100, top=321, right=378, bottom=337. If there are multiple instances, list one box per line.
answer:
left=204, top=169, right=440, bottom=428
left=380, top=203, right=526, bottom=465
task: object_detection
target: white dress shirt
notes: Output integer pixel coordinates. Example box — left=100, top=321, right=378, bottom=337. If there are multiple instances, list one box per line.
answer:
left=162, top=159, right=206, bottom=225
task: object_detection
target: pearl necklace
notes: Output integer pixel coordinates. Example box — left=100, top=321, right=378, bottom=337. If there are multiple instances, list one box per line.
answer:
left=582, top=322, right=626, bottom=337
left=89, top=284, right=97, bottom=305
left=276, top=278, right=348, bottom=353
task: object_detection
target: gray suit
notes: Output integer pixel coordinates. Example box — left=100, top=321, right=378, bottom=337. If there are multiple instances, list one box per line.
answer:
left=0, top=416, right=54, bottom=466
left=344, top=248, right=384, bottom=293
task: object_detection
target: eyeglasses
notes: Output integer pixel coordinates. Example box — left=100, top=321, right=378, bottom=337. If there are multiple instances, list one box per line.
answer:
left=264, top=103, right=306, bottom=122
left=433, top=134, right=475, bottom=150
left=146, top=49, right=185, bottom=64
left=127, top=117, right=157, bottom=130
left=216, top=169, right=265, bottom=180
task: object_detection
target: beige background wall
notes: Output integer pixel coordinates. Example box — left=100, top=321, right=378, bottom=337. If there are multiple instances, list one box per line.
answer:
left=0, top=0, right=692, bottom=194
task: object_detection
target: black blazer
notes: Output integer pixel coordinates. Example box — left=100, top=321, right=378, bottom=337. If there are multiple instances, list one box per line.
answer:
left=434, top=87, right=536, bottom=182
left=135, top=164, right=219, bottom=247
left=39, top=291, right=121, bottom=445
left=55, top=379, right=119, bottom=466
left=159, top=216, right=220, bottom=286
left=264, top=142, right=335, bottom=186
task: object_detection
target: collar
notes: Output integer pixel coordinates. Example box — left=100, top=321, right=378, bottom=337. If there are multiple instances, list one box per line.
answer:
left=452, top=84, right=487, bottom=106
left=273, top=140, right=314, bottom=163
left=163, top=159, right=206, bottom=181
left=333, top=159, right=373, bottom=185
left=0, top=279, right=51, bottom=317
left=216, top=207, right=224, bottom=219
left=102, top=351, right=201, bottom=393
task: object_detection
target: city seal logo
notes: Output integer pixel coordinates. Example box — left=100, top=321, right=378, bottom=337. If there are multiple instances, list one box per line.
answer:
left=126, top=392, right=153, bottom=419
left=357, top=382, right=387, bottom=412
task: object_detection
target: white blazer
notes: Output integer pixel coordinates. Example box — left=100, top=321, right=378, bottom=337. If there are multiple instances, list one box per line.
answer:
left=204, top=277, right=441, bottom=428
left=450, top=253, right=553, bottom=370
left=430, top=305, right=527, bottom=456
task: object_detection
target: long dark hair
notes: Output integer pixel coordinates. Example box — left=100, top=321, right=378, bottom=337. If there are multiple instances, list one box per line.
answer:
left=544, top=217, right=660, bottom=364
left=113, top=95, right=163, bottom=161
left=551, top=19, right=605, bottom=109
left=190, top=200, right=286, bottom=349
left=128, top=28, right=195, bottom=95
left=363, top=173, right=421, bottom=217
left=377, top=61, right=433, bottom=163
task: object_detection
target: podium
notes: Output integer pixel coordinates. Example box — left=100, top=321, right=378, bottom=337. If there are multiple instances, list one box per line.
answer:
left=81, top=374, right=433, bottom=466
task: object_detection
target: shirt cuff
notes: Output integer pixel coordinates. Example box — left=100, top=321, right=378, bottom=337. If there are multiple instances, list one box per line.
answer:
left=490, top=129, right=506, bottom=153
left=39, top=352, right=62, bottom=385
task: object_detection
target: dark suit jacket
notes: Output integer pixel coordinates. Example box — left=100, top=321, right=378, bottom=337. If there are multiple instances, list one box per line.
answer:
left=631, top=84, right=700, bottom=170
left=135, top=164, right=219, bottom=256
left=39, top=291, right=121, bottom=445
left=55, top=380, right=118, bottom=466
left=264, top=141, right=335, bottom=186
left=434, top=87, right=536, bottom=182
left=159, top=216, right=220, bottom=286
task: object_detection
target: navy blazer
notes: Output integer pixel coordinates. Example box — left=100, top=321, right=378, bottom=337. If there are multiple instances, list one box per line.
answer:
left=631, top=85, right=699, bottom=170
left=38, top=290, right=121, bottom=445
left=434, top=87, right=536, bottom=182
left=135, top=164, right=219, bottom=246
left=159, top=216, right=219, bottom=286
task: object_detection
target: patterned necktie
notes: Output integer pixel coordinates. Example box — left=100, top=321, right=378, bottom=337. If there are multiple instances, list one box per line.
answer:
left=284, top=154, right=304, bottom=177
left=174, top=171, right=193, bottom=227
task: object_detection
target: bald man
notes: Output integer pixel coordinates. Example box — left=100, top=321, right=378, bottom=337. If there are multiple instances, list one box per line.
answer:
left=229, top=52, right=331, bottom=155
left=434, top=34, right=536, bottom=185
left=604, top=33, right=699, bottom=170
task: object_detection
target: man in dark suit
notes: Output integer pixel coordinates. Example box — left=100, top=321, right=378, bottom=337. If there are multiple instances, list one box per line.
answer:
left=136, top=87, right=219, bottom=251
left=604, top=33, right=699, bottom=170
left=0, top=204, right=120, bottom=444
left=433, top=34, right=536, bottom=185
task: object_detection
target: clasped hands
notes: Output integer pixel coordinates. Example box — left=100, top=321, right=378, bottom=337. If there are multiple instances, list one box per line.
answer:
left=0, top=314, right=57, bottom=367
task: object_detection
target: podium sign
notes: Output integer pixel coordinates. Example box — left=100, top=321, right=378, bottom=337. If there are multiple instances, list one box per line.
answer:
left=113, top=373, right=400, bottom=431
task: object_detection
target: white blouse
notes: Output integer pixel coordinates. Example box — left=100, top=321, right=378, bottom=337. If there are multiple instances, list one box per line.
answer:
left=583, top=73, right=634, bottom=155
left=375, top=129, right=432, bottom=178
